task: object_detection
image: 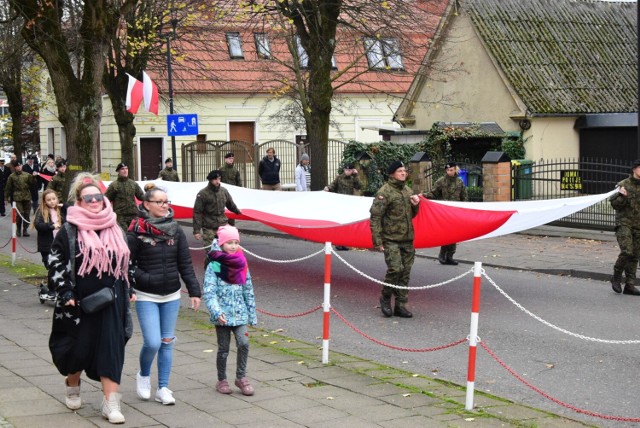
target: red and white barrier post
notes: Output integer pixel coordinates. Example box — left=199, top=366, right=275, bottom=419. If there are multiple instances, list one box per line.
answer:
left=322, top=242, right=332, bottom=364
left=466, top=261, right=483, bottom=410
left=11, top=202, right=17, bottom=266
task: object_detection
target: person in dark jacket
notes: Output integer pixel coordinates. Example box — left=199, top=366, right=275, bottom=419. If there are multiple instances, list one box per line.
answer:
left=5, top=161, right=36, bottom=236
left=127, top=183, right=201, bottom=405
left=0, top=159, right=8, bottom=216
left=158, top=158, right=179, bottom=182
left=22, top=155, right=41, bottom=213
left=33, top=189, right=67, bottom=298
left=258, top=147, right=281, bottom=190
left=105, top=162, right=144, bottom=230
left=220, top=152, right=242, bottom=187
left=47, top=160, right=67, bottom=202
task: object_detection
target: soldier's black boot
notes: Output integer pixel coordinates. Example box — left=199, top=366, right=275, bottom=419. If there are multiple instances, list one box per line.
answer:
left=445, top=254, right=459, bottom=265
left=393, top=305, right=413, bottom=318
left=611, top=270, right=623, bottom=294
left=623, top=284, right=640, bottom=296
left=438, top=248, right=447, bottom=265
left=379, top=296, right=392, bottom=317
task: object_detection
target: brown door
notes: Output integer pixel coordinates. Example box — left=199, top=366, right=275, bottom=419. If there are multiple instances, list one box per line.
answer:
left=229, top=122, right=255, bottom=144
left=139, top=137, right=163, bottom=180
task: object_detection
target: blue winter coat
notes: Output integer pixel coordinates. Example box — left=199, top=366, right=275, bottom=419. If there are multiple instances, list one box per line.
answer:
left=203, top=240, right=257, bottom=327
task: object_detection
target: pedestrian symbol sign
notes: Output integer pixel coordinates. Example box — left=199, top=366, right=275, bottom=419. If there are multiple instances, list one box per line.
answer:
left=167, top=114, right=199, bottom=136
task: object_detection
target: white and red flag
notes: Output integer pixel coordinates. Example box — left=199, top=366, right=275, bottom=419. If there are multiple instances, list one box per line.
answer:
left=143, top=71, right=159, bottom=115
left=125, top=73, right=143, bottom=114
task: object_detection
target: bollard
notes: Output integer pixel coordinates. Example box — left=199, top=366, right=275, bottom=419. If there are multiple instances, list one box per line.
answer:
left=322, top=242, right=332, bottom=364
left=465, top=261, right=483, bottom=410
left=11, top=202, right=17, bottom=266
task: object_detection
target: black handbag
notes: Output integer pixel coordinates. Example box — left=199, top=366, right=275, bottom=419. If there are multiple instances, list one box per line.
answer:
left=80, top=287, right=115, bottom=314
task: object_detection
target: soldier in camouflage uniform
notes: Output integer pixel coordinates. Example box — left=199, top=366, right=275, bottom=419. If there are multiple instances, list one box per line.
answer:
left=220, top=152, right=242, bottom=187
left=105, top=162, right=144, bottom=230
left=424, top=162, right=468, bottom=265
left=5, top=161, right=36, bottom=236
left=609, top=159, right=640, bottom=296
left=47, top=160, right=67, bottom=201
left=158, top=158, right=179, bottom=182
left=324, top=163, right=361, bottom=195
left=193, top=170, right=242, bottom=268
left=370, top=161, right=420, bottom=318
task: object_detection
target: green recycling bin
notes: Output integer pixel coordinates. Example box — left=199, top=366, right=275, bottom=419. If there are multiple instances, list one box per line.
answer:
left=514, top=160, right=533, bottom=200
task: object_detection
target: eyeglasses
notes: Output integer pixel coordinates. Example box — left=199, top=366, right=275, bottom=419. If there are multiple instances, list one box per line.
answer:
left=148, top=200, right=171, bottom=206
left=81, top=194, right=104, bottom=203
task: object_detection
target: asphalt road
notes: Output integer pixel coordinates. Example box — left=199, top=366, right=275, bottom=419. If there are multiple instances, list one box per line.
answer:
left=190, top=233, right=640, bottom=427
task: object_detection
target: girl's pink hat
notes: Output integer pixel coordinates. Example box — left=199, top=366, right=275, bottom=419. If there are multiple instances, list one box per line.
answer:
left=217, top=225, right=240, bottom=246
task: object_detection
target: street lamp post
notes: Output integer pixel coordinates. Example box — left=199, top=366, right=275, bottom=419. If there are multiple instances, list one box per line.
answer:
left=165, top=6, right=178, bottom=173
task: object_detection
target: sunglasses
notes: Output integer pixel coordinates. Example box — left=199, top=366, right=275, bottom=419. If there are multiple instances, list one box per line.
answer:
left=81, top=193, right=104, bottom=203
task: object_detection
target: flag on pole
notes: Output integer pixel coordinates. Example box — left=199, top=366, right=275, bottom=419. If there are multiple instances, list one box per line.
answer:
left=125, top=73, right=143, bottom=114
left=143, top=71, right=159, bottom=115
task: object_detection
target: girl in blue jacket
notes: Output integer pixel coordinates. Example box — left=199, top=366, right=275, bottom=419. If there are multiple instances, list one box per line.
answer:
left=203, top=225, right=257, bottom=396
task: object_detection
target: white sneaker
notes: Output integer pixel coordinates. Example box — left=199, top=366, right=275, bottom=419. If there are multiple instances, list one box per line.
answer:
left=155, top=387, right=175, bottom=405
left=64, top=378, right=81, bottom=410
left=101, top=392, right=125, bottom=424
left=136, top=371, right=151, bottom=400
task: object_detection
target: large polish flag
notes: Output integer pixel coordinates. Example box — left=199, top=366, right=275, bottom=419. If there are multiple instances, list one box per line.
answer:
left=103, top=180, right=616, bottom=249
left=125, top=74, right=143, bottom=114
left=143, top=71, right=159, bottom=115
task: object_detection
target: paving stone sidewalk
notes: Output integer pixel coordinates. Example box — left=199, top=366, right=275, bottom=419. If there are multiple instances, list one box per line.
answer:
left=0, top=262, right=591, bottom=428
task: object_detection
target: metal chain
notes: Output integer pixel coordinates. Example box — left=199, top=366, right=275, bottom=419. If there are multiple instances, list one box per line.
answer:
left=482, top=271, right=640, bottom=345
left=13, top=208, right=31, bottom=224
left=331, top=248, right=473, bottom=290
left=242, top=246, right=325, bottom=263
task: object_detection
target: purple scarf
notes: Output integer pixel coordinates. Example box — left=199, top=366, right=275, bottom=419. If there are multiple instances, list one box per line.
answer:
left=208, top=249, right=248, bottom=284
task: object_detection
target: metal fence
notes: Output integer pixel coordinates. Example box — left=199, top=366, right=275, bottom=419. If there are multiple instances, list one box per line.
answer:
left=421, top=158, right=484, bottom=202
left=181, top=139, right=349, bottom=188
left=512, top=158, right=632, bottom=230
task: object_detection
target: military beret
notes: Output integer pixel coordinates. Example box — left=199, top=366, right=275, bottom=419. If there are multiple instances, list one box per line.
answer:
left=386, top=160, right=404, bottom=175
left=343, top=163, right=355, bottom=170
left=115, top=162, right=127, bottom=172
left=632, top=159, right=640, bottom=169
left=14, top=160, right=22, bottom=166
left=165, top=158, right=173, bottom=163
left=55, top=159, right=67, bottom=168
left=207, top=170, right=222, bottom=180
left=445, top=162, right=457, bottom=169
left=224, top=152, right=234, bottom=159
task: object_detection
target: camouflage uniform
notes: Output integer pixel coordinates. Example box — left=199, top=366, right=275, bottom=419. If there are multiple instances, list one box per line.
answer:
left=326, top=173, right=361, bottom=195
left=425, top=174, right=468, bottom=263
left=47, top=171, right=65, bottom=201
left=105, top=176, right=144, bottom=230
left=220, top=164, right=242, bottom=187
left=610, top=174, right=640, bottom=292
left=158, top=167, right=179, bottom=182
left=193, top=182, right=241, bottom=268
left=370, top=177, right=419, bottom=310
left=5, top=171, right=35, bottom=234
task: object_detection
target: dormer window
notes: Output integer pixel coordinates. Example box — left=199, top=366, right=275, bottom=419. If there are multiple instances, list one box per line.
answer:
left=226, top=32, right=244, bottom=59
left=254, top=33, right=271, bottom=59
left=294, top=35, right=308, bottom=69
left=364, top=37, right=404, bottom=70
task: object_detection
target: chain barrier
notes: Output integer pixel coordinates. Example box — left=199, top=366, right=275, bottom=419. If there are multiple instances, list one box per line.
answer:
left=257, top=305, right=323, bottom=318
left=14, top=208, right=31, bottom=225
left=331, top=248, right=473, bottom=290
left=243, top=246, right=325, bottom=263
left=482, top=271, right=640, bottom=345
left=16, top=239, right=38, bottom=254
left=0, top=236, right=12, bottom=249
left=331, top=307, right=468, bottom=352
left=480, top=341, right=640, bottom=422
left=188, top=243, right=212, bottom=251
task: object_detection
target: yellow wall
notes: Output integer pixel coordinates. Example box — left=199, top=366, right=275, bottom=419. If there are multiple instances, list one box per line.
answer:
left=524, top=117, right=579, bottom=162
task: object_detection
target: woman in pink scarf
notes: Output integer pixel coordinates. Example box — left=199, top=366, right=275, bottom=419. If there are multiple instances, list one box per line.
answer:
left=48, top=174, right=135, bottom=424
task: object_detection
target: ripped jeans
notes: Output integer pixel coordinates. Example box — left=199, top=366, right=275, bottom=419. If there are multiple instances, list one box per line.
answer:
left=215, top=324, right=249, bottom=381
left=135, top=299, right=180, bottom=388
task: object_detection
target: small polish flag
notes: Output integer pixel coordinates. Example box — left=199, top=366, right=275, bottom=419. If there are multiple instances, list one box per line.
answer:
left=143, top=71, right=159, bottom=115
left=125, top=73, right=143, bottom=114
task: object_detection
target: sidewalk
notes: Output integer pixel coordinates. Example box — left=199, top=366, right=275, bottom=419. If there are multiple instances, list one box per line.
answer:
left=0, top=253, right=591, bottom=426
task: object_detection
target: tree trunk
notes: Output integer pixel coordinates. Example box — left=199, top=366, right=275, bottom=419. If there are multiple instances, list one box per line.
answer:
left=105, top=75, right=137, bottom=177
left=4, top=80, right=24, bottom=160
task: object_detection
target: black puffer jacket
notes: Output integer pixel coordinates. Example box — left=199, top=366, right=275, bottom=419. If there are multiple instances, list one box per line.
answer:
left=127, top=223, right=201, bottom=298
left=34, top=204, right=67, bottom=253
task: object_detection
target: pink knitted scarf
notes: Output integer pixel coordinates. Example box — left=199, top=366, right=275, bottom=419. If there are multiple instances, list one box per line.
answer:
left=66, top=198, right=130, bottom=282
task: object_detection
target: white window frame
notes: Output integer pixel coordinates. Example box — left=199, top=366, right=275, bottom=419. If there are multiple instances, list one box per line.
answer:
left=226, top=32, right=244, bottom=59
left=364, top=37, right=404, bottom=70
left=254, top=32, right=271, bottom=59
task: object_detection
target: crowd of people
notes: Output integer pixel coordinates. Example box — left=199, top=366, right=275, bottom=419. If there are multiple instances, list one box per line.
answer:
left=5, top=148, right=638, bottom=424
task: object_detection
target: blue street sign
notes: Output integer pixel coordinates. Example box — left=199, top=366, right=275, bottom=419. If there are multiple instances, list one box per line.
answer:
left=167, top=114, right=199, bottom=136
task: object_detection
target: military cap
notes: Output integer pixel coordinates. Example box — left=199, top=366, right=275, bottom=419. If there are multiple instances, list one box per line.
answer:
left=55, top=159, right=66, bottom=169
left=445, top=162, right=457, bottom=169
left=225, top=152, right=235, bottom=159
left=165, top=158, right=173, bottom=163
left=386, top=160, right=404, bottom=175
left=115, top=162, right=127, bottom=172
left=632, top=159, right=640, bottom=169
left=207, top=169, right=222, bottom=180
